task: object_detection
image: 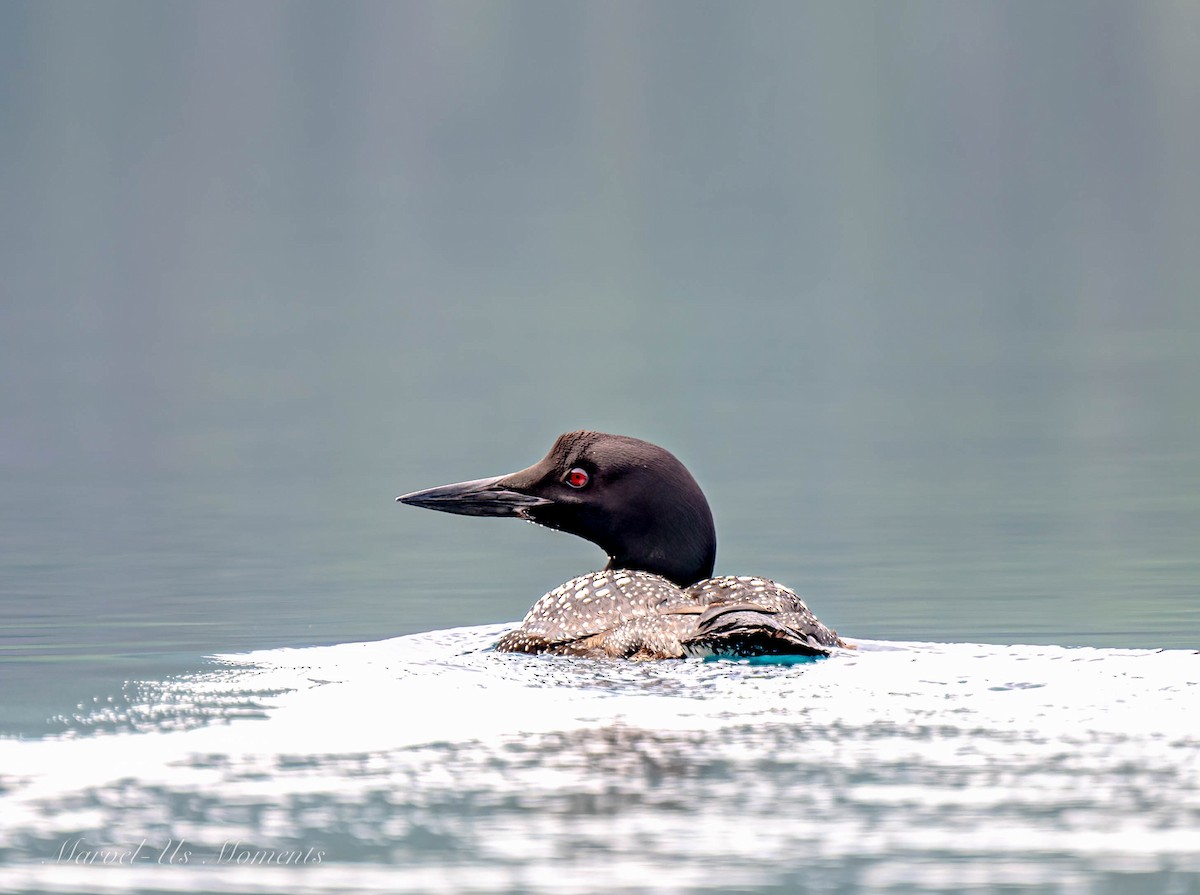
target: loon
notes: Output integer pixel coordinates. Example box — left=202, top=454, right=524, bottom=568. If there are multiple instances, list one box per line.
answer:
left=396, top=431, right=844, bottom=660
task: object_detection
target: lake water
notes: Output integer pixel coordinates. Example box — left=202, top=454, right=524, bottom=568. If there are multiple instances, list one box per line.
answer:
left=2, top=3, right=1199, bottom=893
left=1, top=630, right=1198, bottom=894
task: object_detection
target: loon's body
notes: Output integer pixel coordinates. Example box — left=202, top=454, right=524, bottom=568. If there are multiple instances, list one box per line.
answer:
left=397, top=431, right=843, bottom=659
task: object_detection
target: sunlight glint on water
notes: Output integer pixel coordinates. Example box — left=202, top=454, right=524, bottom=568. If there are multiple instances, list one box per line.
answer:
left=0, top=626, right=1197, bottom=894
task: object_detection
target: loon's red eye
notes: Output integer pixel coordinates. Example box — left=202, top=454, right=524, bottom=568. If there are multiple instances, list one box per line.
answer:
left=565, top=468, right=589, bottom=489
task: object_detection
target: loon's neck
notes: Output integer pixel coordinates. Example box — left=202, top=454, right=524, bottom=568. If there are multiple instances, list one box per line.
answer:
left=600, top=520, right=716, bottom=588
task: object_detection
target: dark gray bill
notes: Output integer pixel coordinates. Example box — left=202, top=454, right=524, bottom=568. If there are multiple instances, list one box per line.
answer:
left=396, top=475, right=551, bottom=518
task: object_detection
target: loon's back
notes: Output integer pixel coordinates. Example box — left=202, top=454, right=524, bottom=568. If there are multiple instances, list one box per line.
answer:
left=495, top=570, right=842, bottom=659
left=397, top=430, right=845, bottom=660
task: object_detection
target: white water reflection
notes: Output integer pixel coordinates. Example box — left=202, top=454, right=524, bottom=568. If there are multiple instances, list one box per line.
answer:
left=1, top=627, right=1198, bottom=894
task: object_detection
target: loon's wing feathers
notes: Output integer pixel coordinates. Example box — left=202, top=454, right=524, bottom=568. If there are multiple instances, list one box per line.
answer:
left=681, top=576, right=842, bottom=658
left=686, top=607, right=839, bottom=657
left=694, top=600, right=781, bottom=624
left=685, top=575, right=810, bottom=611
left=495, top=572, right=842, bottom=659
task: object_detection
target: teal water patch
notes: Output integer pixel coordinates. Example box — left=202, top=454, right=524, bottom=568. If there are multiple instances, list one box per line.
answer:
left=705, top=652, right=827, bottom=666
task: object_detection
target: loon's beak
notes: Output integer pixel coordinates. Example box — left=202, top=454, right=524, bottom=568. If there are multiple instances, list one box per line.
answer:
left=396, top=475, right=552, bottom=518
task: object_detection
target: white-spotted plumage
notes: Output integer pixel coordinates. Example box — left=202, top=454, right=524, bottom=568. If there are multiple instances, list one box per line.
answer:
left=495, top=571, right=842, bottom=659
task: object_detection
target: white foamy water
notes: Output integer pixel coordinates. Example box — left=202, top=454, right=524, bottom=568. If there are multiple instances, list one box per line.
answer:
left=1, top=627, right=1198, bottom=894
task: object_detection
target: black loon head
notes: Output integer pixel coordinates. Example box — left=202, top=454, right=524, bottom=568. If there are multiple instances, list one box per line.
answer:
left=396, top=431, right=717, bottom=587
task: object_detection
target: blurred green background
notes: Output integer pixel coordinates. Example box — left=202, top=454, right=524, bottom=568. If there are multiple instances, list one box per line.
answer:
left=1, top=1, right=1198, bottom=733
